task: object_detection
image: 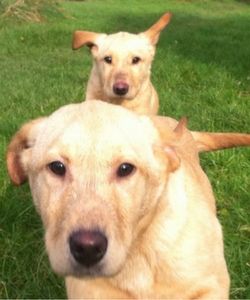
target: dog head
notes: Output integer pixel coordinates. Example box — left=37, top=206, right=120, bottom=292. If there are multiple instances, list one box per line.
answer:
left=72, top=12, right=172, bottom=101
left=7, top=100, right=183, bottom=278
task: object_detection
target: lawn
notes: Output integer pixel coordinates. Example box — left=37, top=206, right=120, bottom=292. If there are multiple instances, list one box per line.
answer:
left=0, top=0, right=249, bottom=298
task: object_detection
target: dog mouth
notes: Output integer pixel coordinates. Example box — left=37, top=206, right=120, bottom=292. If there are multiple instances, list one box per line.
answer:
left=48, top=226, right=129, bottom=279
left=69, top=261, right=105, bottom=278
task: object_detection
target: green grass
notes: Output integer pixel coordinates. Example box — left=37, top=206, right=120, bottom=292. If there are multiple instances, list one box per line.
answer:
left=0, top=0, right=250, bottom=298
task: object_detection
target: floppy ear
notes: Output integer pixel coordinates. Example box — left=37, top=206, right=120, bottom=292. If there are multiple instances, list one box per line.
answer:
left=6, top=118, right=46, bottom=185
left=163, top=145, right=180, bottom=173
left=164, top=117, right=188, bottom=172
left=150, top=116, right=187, bottom=172
left=142, top=12, right=172, bottom=45
left=72, top=30, right=103, bottom=51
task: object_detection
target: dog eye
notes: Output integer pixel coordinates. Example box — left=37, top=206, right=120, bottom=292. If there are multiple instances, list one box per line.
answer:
left=132, top=56, right=141, bottom=64
left=104, top=56, right=112, bottom=64
left=48, top=161, right=66, bottom=176
left=117, top=163, right=136, bottom=178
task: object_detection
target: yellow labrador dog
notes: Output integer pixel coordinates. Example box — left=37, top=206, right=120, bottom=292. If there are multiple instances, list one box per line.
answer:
left=7, top=101, right=250, bottom=298
left=72, top=13, right=172, bottom=114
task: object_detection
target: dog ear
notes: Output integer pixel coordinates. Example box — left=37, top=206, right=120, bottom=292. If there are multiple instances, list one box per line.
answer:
left=173, top=117, right=188, bottom=137
left=163, top=145, right=180, bottom=173
left=164, top=117, right=187, bottom=172
left=72, top=31, right=103, bottom=51
left=6, top=118, right=46, bottom=185
left=142, top=12, right=172, bottom=45
left=150, top=116, right=187, bottom=172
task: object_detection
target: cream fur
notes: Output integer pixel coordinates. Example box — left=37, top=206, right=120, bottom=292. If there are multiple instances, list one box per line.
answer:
left=72, top=13, right=172, bottom=115
left=6, top=101, right=234, bottom=299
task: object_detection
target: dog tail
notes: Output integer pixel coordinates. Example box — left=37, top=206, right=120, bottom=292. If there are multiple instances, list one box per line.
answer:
left=192, top=132, right=250, bottom=153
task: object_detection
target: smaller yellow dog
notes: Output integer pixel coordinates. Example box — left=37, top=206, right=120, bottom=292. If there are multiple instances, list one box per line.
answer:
left=73, top=13, right=172, bottom=114
left=7, top=101, right=250, bottom=298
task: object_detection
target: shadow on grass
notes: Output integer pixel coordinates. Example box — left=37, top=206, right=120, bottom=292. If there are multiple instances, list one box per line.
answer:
left=236, top=0, right=250, bottom=3
left=166, top=14, right=250, bottom=84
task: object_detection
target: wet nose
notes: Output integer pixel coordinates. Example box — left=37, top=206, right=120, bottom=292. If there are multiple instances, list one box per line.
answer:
left=113, top=81, right=129, bottom=96
left=69, top=229, right=108, bottom=267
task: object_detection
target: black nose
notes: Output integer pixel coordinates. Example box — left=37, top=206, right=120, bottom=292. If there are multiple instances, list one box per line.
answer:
left=113, top=82, right=129, bottom=95
left=69, top=229, right=108, bottom=267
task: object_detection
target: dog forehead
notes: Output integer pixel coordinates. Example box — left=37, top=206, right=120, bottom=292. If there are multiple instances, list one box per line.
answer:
left=98, top=31, right=152, bottom=55
left=34, top=101, right=159, bottom=160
